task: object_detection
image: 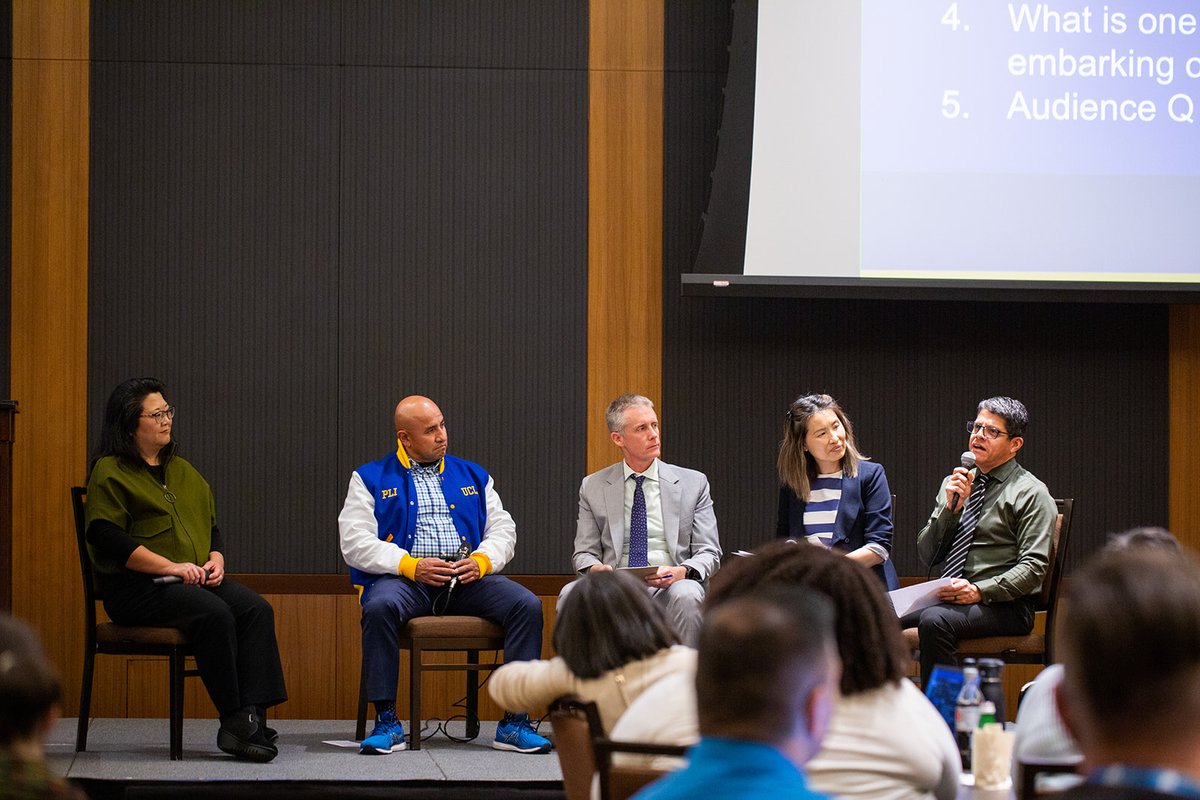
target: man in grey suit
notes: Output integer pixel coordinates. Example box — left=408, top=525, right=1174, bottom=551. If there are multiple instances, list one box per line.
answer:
left=565, top=394, right=722, bottom=644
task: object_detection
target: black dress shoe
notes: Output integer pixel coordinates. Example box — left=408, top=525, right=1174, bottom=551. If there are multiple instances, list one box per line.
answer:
left=218, top=712, right=278, bottom=763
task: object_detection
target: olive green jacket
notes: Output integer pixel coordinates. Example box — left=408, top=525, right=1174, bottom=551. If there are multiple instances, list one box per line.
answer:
left=85, top=455, right=216, bottom=573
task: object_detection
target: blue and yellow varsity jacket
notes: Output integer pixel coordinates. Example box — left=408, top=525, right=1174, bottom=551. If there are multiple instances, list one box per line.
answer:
left=349, top=444, right=495, bottom=601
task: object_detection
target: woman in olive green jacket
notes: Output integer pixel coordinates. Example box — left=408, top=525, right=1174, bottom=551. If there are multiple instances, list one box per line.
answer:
left=85, top=378, right=286, bottom=763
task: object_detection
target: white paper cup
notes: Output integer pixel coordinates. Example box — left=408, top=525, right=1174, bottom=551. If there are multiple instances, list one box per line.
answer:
left=972, top=723, right=1015, bottom=790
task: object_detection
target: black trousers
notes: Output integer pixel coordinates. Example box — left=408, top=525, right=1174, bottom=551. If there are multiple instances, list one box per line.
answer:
left=103, top=577, right=287, bottom=717
left=900, top=597, right=1034, bottom=687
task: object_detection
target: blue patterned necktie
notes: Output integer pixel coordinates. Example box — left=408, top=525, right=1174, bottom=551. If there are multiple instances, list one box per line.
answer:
left=628, top=474, right=649, bottom=568
left=941, top=473, right=991, bottom=579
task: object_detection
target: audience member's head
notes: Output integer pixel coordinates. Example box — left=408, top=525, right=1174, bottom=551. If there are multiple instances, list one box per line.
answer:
left=0, top=613, right=62, bottom=757
left=553, top=570, right=681, bottom=679
left=707, top=539, right=909, bottom=696
left=696, top=585, right=839, bottom=765
left=1056, top=547, right=1200, bottom=775
left=1104, top=525, right=1180, bottom=554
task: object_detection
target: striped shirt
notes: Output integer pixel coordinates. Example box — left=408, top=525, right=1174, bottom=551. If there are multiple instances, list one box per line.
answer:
left=803, top=471, right=843, bottom=549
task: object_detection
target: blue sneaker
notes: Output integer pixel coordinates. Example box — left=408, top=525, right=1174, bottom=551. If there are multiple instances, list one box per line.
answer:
left=360, top=710, right=407, bottom=755
left=492, top=712, right=552, bottom=754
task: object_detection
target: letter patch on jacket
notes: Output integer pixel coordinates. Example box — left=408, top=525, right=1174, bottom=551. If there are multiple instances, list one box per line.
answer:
left=381, top=487, right=397, bottom=500
left=460, top=485, right=479, bottom=497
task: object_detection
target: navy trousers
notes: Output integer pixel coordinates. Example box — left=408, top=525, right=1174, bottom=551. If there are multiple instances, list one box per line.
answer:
left=361, top=574, right=543, bottom=704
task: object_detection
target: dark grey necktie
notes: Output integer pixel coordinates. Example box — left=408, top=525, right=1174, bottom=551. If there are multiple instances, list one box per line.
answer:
left=941, top=474, right=991, bottom=579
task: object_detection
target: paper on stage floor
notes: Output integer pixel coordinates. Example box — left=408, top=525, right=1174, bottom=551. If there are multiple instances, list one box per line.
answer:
left=888, top=578, right=953, bottom=617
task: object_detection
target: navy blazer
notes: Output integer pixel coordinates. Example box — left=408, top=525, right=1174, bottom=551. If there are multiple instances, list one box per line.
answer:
left=776, top=459, right=899, bottom=590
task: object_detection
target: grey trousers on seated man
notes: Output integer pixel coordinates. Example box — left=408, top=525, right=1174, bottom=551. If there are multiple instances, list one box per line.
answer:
left=558, top=572, right=707, bottom=644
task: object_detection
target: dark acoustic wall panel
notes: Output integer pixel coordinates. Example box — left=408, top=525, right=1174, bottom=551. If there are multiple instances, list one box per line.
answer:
left=337, top=64, right=588, bottom=574
left=91, top=1, right=341, bottom=64
left=89, top=62, right=343, bottom=572
left=1, top=1, right=11, bottom=400
left=89, top=2, right=588, bottom=574
left=664, top=2, right=1169, bottom=577
left=343, top=1, right=586, bottom=68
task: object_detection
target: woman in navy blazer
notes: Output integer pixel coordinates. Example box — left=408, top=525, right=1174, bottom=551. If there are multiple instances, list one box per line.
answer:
left=776, top=394, right=899, bottom=590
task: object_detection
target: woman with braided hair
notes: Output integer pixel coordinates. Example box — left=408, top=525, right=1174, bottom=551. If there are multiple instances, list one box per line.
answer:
left=706, top=540, right=960, bottom=800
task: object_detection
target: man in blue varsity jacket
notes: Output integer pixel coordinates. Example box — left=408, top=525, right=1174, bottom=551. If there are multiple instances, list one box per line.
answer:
left=339, top=395, right=550, bottom=756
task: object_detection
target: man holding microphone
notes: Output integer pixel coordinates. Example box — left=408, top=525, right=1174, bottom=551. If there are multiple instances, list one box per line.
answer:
left=904, top=396, right=1056, bottom=686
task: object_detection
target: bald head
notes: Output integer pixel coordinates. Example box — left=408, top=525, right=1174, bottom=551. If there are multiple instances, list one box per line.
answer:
left=395, top=396, right=447, bottom=463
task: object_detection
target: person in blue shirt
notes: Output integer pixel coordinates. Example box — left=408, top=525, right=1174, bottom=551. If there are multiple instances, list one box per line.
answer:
left=634, top=587, right=840, bottom=800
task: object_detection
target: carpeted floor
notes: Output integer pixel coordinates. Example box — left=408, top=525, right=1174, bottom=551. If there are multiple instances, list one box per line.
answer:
left=46, top=718, right=564, bottom=799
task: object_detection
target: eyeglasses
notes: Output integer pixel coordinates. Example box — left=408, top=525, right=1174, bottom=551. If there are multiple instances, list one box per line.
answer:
left=966, top=421, right=1010, bottom=440
left=141, top=406, right=176, bottom=425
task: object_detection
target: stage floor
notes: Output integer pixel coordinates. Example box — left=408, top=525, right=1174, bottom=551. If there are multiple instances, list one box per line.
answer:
left=47, top=718, right=563, bottom=797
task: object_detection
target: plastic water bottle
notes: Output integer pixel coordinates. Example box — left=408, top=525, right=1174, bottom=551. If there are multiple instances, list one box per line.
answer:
left=955, top=666, right=983, bottom=770
left=977, top=700, right=997, bottom=728
left=977, top=658, right=1006, bottom=724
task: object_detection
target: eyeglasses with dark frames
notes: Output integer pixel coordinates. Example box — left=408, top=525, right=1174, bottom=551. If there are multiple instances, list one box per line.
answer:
left=966, top=421, right=1010, bottom=440
left=140, top=406, right=176, bottom=426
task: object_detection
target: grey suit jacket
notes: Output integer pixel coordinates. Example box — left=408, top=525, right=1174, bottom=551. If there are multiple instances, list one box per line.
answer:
left=572, top=459, right=722, bottom=580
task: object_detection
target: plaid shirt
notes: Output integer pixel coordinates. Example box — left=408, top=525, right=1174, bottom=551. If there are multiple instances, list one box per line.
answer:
left=409, top=461, right=462, bottom=560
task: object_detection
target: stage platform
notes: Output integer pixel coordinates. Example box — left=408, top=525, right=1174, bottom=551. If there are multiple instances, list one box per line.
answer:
left=46, top=718, right=564, bottom=799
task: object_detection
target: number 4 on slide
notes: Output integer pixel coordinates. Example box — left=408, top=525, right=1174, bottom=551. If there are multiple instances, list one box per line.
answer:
left=942, top=3, right=967, bottom=32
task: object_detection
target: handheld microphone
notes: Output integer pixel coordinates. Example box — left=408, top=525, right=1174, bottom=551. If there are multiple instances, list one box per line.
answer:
left=447, top=541, right=472, bottom=593
left=152, top=569, right=211, bottom=586
left=948, top=451, right=976, bottom=512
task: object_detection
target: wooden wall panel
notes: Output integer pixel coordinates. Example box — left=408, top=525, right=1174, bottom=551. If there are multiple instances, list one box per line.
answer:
left=0, top=406, right=15, bottom=612
left=10, top=0, right=89, bottom=716
left=334, top=593, right=366, bottom=720
left=84, top=590, right=561, bottom=722
left=0, top=8, right=11, bottom=403
left=590, top=0, right=663, bottom=72
left=124, top=658, right=209, bottom=719
left=88, top=651, right=133, bottom=718
left=269, top=594, right=341, bottom=720
left=12, top=0, right=87, bottom=61
left=587, top=0, right=665, bottom=472
left=1170, top=305, right=1200, bottom=552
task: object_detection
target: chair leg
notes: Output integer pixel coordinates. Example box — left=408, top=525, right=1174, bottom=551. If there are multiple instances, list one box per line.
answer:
left=355, top=656, right=369, bottom=741
left=77, top=648, right=95, bottom=752
left=169, top=649, right=185, bottom=760
left=409, top=644, right=422, bottom=751
left=465, top=649, right=481, bottom=739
